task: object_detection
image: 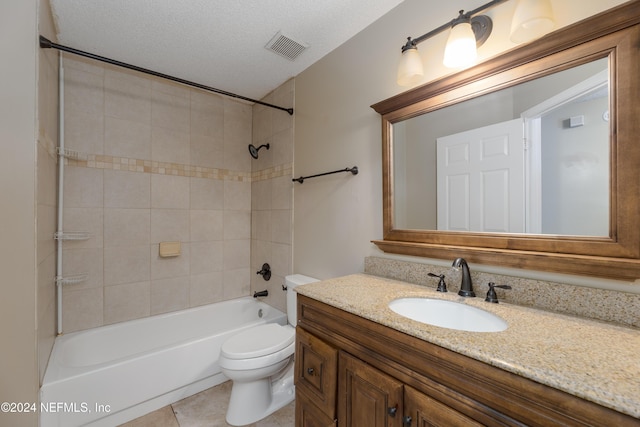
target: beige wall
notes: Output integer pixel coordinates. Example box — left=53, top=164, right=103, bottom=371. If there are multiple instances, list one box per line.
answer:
left=0, top=0, right=49, bottom=425
left=60, top=56, right=294, bottom=332
left=293, top=0, right=628, bottom=282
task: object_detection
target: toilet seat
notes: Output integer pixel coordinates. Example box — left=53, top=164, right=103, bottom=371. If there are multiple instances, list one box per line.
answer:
left=219, top=324, right=295, bottom=371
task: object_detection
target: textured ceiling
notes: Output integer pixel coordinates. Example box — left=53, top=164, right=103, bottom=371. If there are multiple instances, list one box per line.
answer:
left=49, top=0, right=406, bottom=101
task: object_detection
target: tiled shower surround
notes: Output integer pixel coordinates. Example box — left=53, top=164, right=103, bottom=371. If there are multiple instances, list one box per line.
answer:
left=61, top=55, right=293, bottom=333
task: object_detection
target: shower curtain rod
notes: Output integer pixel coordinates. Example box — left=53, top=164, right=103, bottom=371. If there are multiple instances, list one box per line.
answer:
left=39, top=36, right=294, bottom=116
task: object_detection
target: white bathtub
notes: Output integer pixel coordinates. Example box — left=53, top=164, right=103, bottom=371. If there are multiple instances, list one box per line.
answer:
left=40, top=297, right=286, bottom=427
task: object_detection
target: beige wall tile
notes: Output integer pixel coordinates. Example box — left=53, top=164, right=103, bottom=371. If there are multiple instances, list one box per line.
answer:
left=190, top=134, right=224, bottom=169
left=63, top=207, right=104, bottom=249
left=190, top=177, right=224, bottom=210
left=64, top=166, right=103, bottom=208
left=62, top=247, right=103, bottom=289
left=191, top=241, right=223, bottom=274
left=224, top=239, right=250, bottom=270
left=225, top=180, right=251, bottom=211
left=104, top=245, right=150, bottom=285
left=104, top=208, right=150, bottom=247
left=191, top=91, right=224, bottom=139
left=151, top=243, right=190, bottom=280
left=271, top=243, right=292, bottom=279
left=224, top=139, right=251, bottom=172
left=104, top=169, right=150, bottom=208
left=37, top=252, right=56, bottom=324
left=252, top=210, right=271, bottom=241
left=252, top=104, right=272, bottom=145
left=271, top=175, right=292, bottom=210
left=105, top=116, right=151, bottom=159
left=64, top=110, right=104, bottom=154
left=64, top=66, right=104, bottom=116
left=190, top=209, right=223, bottom=242
left=251, top=240, right=271, bottom=269
left=151, top=174, right=190, bottom=209
left=37, top=204, right=56, bottom=265
left=224, top=211, right=251, bottom=240
left=151, top=209, right=190, bottom=243
left=271, top=209, right=292, bottom=244
left=151, top=126, right=190, bottom=164
left=64, top=55, right=105, bottom=75
left=190, top=272, right=224, bottom=306
left=272, top=128, right=294, bottom=165
left=104, top=69, right=151, bottom=123
left=151, top=276, right=189, bottom=315
left=62, top=287, right=103, bottom=333
left=104, top=281, right=150, bottom=324
left=223, top=268, right=250, bottom=300
left=251, top=180, right=271, bottom=210
left=224, top=100, right=252, bottom=143
left=152, top=87, right=190, bottom=133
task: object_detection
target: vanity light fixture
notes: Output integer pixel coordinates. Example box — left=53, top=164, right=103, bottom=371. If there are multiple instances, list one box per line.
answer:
left=510, top=0, right=556, bottom=43
left=397, top=0, right=555, bottom=86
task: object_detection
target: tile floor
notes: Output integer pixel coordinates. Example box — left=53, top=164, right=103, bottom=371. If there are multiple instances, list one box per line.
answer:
left=119, top=381, right=294, bottom=427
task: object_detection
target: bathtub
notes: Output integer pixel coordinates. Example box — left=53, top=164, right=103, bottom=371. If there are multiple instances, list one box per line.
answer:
left=40, top=297, right=286, bottom=427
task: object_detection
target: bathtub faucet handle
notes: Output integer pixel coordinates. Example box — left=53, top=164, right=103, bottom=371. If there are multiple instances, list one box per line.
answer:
left=256, top=263, right=271, bottom=281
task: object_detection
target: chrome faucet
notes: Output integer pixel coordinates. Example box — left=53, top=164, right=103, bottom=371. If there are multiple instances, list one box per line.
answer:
left=452, top=258, right=475, bottom=297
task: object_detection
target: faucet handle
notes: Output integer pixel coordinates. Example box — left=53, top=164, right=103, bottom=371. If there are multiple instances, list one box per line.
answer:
left=485, top=282, right=512, bottom=303
left=428, top=273, right=447, bottom=292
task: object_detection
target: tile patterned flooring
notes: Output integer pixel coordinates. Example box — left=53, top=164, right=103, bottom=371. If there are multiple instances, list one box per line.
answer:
left=119, top=381, right=294, bottom=427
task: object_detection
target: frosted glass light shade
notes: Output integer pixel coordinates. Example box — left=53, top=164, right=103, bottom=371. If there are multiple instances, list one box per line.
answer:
left=397, top=47, right=424, bottom=86
left=443, top=22, right=477, bottom=68
left=510, top=0, right=555, bottom=43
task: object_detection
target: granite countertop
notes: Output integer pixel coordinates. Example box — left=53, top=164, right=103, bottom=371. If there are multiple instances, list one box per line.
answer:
left=295, top=273, right=640, bottom=419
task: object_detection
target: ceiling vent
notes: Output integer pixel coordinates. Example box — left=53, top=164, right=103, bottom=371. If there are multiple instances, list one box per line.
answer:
left=265, top=31, right=308, bottom=61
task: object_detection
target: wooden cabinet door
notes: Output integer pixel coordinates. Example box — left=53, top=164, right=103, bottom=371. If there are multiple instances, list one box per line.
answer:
left=295, top=327, right=338, bottom=418
left=296, top=391, right=336, bottom=427
left=338, top=351, right=404, bottom=427
left=404, top=385, right=484, bottom=427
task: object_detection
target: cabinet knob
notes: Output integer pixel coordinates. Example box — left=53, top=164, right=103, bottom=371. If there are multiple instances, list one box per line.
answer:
left=403, top=415, right=412, bottom=426
left=306, top=367, right=314, bottom=375
left=387, top=405, right=397, bottom=417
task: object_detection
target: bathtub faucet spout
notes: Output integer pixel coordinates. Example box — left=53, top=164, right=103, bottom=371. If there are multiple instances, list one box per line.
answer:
left=253, top=290, right=268, bottom=298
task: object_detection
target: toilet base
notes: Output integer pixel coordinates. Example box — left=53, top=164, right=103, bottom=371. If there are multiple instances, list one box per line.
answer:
left=225, top=363, right=295, bottom=426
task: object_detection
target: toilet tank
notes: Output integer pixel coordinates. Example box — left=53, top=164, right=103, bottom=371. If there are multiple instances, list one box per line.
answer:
left=285, top=274, right=319, bottom=325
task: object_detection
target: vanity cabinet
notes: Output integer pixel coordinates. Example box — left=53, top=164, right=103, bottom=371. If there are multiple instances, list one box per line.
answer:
left=338, top=351, right=403, bottom=426
left=295, top=326, right=338, bottom=426
left=338, top=351, right=482, bottom=427
left=295, top=294, right=639, bottom=427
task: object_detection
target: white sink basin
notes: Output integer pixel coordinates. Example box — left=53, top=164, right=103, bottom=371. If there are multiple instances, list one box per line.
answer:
left=388, top=298, right=507, bottom=332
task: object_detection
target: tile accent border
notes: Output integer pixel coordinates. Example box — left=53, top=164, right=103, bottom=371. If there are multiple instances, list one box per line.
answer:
left=65, top=154, right=291, bottom=182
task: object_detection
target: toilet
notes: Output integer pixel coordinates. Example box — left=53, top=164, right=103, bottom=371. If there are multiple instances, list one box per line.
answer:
left=219, top=274, right=319, bottom=426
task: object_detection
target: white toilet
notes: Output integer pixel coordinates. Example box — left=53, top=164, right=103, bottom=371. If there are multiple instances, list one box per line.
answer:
left=219, top=274, right=319, bottom=426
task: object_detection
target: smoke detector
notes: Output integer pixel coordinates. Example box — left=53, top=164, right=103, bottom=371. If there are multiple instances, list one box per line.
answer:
left=265, top=31, right=308, bottom=61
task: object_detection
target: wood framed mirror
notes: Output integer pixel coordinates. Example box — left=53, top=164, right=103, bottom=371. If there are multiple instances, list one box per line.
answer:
left=371, top=2, right=640, bottom=281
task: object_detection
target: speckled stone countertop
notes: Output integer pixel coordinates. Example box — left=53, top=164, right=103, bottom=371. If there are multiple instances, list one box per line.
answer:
left=295, top=274, right=640, bottom=419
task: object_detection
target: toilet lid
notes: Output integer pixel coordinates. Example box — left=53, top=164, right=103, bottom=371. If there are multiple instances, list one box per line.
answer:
left=221, top=324, right=294, bottom=360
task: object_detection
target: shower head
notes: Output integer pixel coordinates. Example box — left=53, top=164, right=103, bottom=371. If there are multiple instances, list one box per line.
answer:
left=248, top=143, right=270, bottom=159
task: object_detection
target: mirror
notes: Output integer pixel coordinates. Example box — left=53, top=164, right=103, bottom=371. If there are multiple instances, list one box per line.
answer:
left=393, top=58, right=609, bottom=236
left=371, top=3, right=640, bottom=281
